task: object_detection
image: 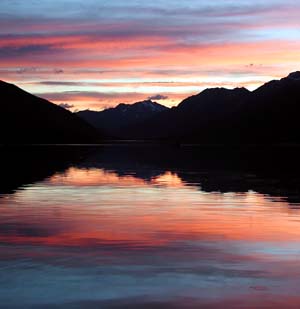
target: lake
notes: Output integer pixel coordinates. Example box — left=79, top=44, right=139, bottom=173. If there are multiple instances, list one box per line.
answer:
left=1, top=145, right=300, bottom=308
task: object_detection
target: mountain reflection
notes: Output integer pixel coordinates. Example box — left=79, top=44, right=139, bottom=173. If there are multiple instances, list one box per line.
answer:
left=51, top=168, right=185, bottom=188
left=0, top=146, right=93, bottom=195
left=1, top=145, right=300, bottom=205
left=78, top=145, right=300, bottom=205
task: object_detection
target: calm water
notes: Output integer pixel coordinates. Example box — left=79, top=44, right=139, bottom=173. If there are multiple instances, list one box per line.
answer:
left=1, top=146, right=300, bottom=308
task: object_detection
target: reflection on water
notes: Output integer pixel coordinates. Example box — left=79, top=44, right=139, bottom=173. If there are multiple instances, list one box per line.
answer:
left=1, top=146, right=300, bottom=308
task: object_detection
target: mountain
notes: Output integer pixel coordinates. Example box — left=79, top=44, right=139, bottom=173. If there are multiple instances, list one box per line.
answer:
left=123, top=87, right=250, bottom=141
left=77, top=100, right=169, bottom=137
left=3, top=71, right=299, bottom=145
left=236, top=71, right=300, bottom=143
left=119, top=72, right=300, bottom=144
left=0, top=80, right=100, bottom=144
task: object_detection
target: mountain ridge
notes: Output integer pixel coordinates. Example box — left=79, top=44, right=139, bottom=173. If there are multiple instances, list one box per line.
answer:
left=79, top=71, right=299, bottom=144
left=77, top=99, right=169, bottom=137
left=2, top=71, right=300, bottom=144
left=0, top=80, right=100, bottom=144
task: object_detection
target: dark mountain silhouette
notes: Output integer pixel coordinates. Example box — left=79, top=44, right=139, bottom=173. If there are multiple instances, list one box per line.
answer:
left=3, top=71, right=300, bottom=144
left=0, top=80, right=100, bottom=144
left=77, top=100, right=168, bottom=137
left=110, top=72, right=300, bottom=144
left=121, top=87, right=250, bottom=141
left=236, top=71, right=300, bottom=143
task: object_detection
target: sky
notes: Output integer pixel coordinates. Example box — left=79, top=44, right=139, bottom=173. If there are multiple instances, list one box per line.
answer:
left=1, top=0, right=300, bottom=111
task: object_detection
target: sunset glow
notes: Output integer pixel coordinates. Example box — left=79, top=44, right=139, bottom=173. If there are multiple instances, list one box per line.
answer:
left=1, top=0, right=300, bottom=110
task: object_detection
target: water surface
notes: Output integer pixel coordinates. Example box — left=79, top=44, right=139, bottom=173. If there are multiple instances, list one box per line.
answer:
left=1, top=146, right=300, bottom=308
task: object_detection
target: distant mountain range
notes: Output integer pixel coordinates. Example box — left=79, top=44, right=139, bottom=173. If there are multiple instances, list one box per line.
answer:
left=2, top=71, right=300, bottom=145
left=120, top=87, right=251, bottom=141
left=77, top=71, right=300, bottom=144
left=0, top=80, right=100, bottom=144
left=77, top=100, right=168, bottom=137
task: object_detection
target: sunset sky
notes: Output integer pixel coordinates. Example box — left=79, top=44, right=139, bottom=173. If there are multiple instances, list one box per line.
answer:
left=1, top=0, right=300, bottom=111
